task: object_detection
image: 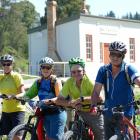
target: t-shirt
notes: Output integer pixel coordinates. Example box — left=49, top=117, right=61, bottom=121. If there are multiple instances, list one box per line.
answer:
left=0, top=71, right=25, bottom=113
left=61, top=75, right=93, bottom=111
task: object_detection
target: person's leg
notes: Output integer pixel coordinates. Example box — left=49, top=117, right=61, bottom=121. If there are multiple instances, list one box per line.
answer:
left=104, top=116, right=115, bottom=140
left=11, top=111, right=25, bottom=140
left=78, top=111, right=105, bottom=140
left=44, top=111, right=67, bottom=140
left=0, top=112, right=12, bottom=135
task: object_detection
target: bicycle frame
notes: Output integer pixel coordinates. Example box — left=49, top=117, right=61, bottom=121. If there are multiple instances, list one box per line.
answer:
left=23, top=107, right=46, bottom=140
left=70, top=111, right=94, bottom=140
left=110, top=106, right=140, bottom=140
left=123, top=116, right=140, bottom=140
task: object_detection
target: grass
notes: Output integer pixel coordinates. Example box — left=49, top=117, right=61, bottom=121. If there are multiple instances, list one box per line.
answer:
left=21, top=74, right=39, bottom=80
left=134, top=87, right=140, bottom=126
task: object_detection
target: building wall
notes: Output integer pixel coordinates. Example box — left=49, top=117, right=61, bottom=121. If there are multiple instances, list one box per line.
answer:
left=28, top=29, right=48, bottom=75
left=79, top=16, right=140, bottom=81
left=56, top=20, right=80, bottom=61
left=28, top=16, right=140, bottom=79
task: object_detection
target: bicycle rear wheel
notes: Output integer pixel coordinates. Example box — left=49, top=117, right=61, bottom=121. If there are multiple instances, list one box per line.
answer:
left=8, top=124, right=38, bottom=140
left=62, top=130, right=80, bottom=140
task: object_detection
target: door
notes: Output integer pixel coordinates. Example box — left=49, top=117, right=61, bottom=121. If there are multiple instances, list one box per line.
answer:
left=104, top=43, right=110, bottom=64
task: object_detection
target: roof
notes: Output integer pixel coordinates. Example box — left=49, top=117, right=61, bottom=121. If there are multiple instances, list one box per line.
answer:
left=28, top=14, right=140, bottom=34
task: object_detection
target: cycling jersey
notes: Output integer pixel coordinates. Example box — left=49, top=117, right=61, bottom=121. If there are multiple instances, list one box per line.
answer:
left=25, top=78, right=62, bottom=99
left=0, top=71, right=25, bottom=113
left=61, top=75, right=93, bottom=111
left=95, top=62, right=140, bottom=117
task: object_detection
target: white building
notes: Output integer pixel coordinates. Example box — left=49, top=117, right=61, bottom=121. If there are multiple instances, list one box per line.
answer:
left=28, top=0, right=140, bottom=81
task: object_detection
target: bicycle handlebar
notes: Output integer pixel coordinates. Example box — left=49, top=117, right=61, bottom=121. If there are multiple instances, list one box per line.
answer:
left=0, top=94, right=26, bottom=105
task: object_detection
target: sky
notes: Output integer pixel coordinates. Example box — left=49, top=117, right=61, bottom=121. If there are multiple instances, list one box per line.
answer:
left=28, top=0, right=140, bottom=18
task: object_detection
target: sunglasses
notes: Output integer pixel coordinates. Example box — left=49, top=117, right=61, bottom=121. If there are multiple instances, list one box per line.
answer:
left=71, top=70, right=83, bottom=74
left=41, top=65, right=52, bottom=70
left=2, top=63, right=12, bottom=67
left=110, top=52, right=123, bottom=58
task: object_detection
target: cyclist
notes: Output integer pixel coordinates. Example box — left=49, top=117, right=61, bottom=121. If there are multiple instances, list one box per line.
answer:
left=91, top=41, right=140, bottom=140
left=0, top=54, right=25, bottom=140
left=44, top=57, right=105, bottom=140
left=16, top=57, right=67, bottom=140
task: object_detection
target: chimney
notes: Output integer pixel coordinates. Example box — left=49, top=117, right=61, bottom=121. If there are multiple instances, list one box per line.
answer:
left=81, top=0, right=89, bottom=14
left=46, top=0, right=57, bottom=59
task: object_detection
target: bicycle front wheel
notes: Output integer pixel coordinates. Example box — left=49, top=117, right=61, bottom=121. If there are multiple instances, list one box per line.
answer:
left=109, top=134, right=130, bottom=140
left=62, top=130, right=80, bottom=140
left=8, top=124, right=37, bottom=140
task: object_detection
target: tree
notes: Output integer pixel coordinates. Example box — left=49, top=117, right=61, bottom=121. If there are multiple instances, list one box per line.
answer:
left=122, top=12, right=140, bottom=21
left=134, top=12, right=140, bottom=20
left=0, top=0, right=38, bottom=58
left=40, top=0, right=90, bottom=25
left=106, top=11, right=116, bottom=18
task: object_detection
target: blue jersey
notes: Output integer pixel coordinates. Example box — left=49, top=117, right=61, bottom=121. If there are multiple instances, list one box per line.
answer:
left=38, top=79, right=56, bottom=110
left=95, top=62, right=139, bottom=117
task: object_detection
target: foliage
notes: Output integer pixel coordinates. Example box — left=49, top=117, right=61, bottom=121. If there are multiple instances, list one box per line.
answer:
left=105, top=11, right=116, bottom=18
left=40, top=0, right=90, bottom=25
left=0, top=0, right=38, bottom=72
left=122, top=12, right=140, bottom=20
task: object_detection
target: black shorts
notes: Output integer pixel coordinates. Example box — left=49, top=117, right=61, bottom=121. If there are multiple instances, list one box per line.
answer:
left=0, top=111, right=25, bottom=135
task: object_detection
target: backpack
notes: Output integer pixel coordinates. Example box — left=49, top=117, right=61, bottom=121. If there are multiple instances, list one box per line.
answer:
left=36, top=76, right=57, bottom=96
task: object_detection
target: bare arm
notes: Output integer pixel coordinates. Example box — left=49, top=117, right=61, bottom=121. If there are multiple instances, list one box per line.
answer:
left=134, top=77, right=140, bottom=87
left=91, top=83, right=103, bottom=106
left=43, top=95, right=72, bottom=107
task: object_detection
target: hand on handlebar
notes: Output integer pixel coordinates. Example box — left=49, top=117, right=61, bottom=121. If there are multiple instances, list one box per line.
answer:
left=90, top=106, right=98, bottom=115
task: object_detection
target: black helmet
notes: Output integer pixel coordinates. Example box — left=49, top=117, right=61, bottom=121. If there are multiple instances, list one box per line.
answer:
left=109, top=41, right=127, bottom=54
left=0, top=54, right=14, bottom=63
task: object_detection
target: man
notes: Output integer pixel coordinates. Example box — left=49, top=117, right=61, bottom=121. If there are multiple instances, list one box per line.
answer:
left=91, top=41, right=140, bottom=140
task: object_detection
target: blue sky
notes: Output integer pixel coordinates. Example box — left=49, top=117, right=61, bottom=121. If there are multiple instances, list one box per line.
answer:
left=29, top=0, right=140, bottom=18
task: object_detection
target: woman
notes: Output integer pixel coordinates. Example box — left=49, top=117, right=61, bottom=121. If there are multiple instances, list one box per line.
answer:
left=44, top=57, right=105, bottom=140
left=17, top=57, right=67, bottom=140
left=0, top=54, right=25, bottom=140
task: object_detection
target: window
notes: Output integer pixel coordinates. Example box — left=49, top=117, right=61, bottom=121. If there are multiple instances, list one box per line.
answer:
left=129, top=38, right=135, bottom=62
left=86, top=34, right=93, bottom=61
left=100, top=43, right=103, bottom=62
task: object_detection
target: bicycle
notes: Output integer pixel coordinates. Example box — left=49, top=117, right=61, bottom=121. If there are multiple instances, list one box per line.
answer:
left=8, top=100, right=68, bottom=140
left=102, top=100, right=140, bottom=140
left=0, top=94, right=25, bottom=140
left=62, top=104, right=95, bottom=140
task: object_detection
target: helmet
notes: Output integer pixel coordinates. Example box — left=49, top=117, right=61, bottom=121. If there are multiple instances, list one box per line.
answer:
left=109, top=41, right=127, bottom=54
left=39, top=57, right=54, bottom=66
left=0, top=54, right=14, bottom=63
left=69, top=57, right=85, bottom=68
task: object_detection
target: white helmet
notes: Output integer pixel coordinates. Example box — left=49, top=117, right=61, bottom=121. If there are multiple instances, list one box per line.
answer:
left=0, top=54, right=14, bottom=63
left=109, top=41, right=127, bottom=54
left=39, top=57, right=54, bottom=66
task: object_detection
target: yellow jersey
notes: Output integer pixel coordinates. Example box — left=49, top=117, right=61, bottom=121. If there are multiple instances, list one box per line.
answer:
left=0, top=71, right=25, bottom=113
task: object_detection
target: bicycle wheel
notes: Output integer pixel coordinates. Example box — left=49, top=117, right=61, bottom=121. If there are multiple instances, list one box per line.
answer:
left=8, top=124, right=38, bottom=140
left=62, top=130, right=80, bottom=140
left=109, top=134, right=130, bottom=140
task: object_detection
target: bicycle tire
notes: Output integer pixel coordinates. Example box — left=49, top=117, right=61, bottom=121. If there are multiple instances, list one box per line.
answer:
left=62, top=130, right=80, bottom=140
left=109, top=134, right=130, bottom=140
left=8, top=124, right=37, bottom=140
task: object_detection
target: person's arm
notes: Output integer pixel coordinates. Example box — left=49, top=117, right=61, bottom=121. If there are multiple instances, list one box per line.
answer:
left=16, top=81, right=38, bottom=100
left=91, top=83, right=103, bottom=106
left=42, top=94, right=72, bottom=108
left=134, top=77, right=140, bottom=87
